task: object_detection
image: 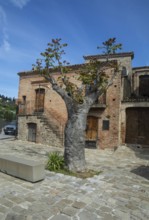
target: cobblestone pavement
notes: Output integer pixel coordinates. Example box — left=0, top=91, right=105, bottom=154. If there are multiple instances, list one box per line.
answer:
left=0, top=138, right=149, bottom=220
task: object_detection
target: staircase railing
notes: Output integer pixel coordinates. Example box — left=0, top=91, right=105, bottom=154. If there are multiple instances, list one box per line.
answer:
left=122, top=96, right=149, bottom=103
left=43, top=107, right=66, bottom=146
left=18, top=100, right=66, bottom=146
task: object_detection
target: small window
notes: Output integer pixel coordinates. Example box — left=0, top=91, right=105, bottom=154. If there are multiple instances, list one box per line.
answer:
left=122, top=67, right=127, bottom=76
left=102, top=120, right=110, bottom=130
left=22, top=96, right=26, bottom=103
left=139, top=75, right=149, bottom=97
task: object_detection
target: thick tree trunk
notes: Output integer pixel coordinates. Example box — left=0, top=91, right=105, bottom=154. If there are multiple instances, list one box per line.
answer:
left=64, top=106, right=89, bottom=172
left=47, top=77, right=104, bottom=172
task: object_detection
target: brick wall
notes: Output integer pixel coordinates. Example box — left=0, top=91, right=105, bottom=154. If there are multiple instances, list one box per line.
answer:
left=17, top=54, right=133, bottom=149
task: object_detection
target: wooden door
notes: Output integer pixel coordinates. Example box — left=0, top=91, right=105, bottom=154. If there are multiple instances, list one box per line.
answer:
left=126, top=108, right=138, bottom=144
left=86, top=116, right=98, bottom=140
left=138, top=108, right=149, bottom=145
left=35, top=88, right=45, bottom=112
left=28, top=123, right=36, bottom=142
left=86, top=116, right=98, bottom=148
left=126, top=108, right=149, bottom=145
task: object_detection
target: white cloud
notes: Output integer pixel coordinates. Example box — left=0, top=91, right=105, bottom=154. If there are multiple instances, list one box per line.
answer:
left=10, top=0, right=30, bottom=9
left=0, top=6, right=10, bottom=53
left=3, top=39, right=10, bottom=51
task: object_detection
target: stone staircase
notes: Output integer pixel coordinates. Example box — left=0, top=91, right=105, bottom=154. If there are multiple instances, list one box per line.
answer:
left=35, top=112, right=65, bottom=146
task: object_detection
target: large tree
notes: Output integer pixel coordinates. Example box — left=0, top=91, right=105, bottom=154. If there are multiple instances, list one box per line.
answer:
left=33, top=38, right=122, bottom=172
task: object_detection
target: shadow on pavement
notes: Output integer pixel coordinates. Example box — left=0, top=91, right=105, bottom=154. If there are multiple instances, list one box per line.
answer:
left=0, top=137, right=15, bottom=140
left=131, top=165, right=149, bottom=180
left=126, top=144, right=149, bottom=160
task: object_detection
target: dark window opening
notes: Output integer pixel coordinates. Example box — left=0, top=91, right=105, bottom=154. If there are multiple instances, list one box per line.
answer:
left=22, top=96, right=26, bottom=103
left=102, top=120, right=110, bottom=130
left=139, top=75, right=149, bottom=97
left=122, top=67, right=127, bottom=76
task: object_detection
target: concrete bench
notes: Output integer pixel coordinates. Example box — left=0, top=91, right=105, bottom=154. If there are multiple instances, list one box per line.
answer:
left=0, top=155, right=45, bottom=182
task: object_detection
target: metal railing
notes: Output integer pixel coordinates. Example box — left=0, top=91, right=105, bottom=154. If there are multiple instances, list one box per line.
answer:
left=92, top=93, right=106, bottom=108
left=18, top=100, right=66, bottom=145
left=18, top=101, right=35, bottom=115
left=122, top=96, right=149, bottom=103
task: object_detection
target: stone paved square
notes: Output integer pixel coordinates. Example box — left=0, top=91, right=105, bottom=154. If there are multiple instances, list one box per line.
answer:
left=0, top=138, right=149, bottom=220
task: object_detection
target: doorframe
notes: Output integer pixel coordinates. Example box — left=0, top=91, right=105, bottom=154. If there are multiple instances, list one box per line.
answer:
left=35, top=88, right=45, bottom=112
left=85, top=115, right=98, bottom=148
left=27, top=122, right=37, bottom=142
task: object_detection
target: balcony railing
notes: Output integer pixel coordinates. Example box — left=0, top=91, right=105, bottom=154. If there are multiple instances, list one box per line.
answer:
left=18, top=99, right=66, bottom=133
left=18, top=101, right=35, bottom=115
left=91, top=94, right=106, bottom=108
left=122, top=96, right=149, bottom=103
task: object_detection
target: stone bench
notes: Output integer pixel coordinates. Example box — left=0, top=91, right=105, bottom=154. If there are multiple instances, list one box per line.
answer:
left=0, top=155, right=45, bottom=182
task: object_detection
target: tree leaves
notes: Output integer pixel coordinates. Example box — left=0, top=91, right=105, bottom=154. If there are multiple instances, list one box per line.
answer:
left=97, top=37, right=122, bottom=54
left=33, top=37, right=121, bottom=104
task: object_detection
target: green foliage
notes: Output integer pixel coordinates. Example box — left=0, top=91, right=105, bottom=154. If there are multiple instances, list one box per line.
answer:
left=78, top=60, right=109, bottom=87
left=46, top=152, right=102, bottom=178
left=4, top=111, right=15, bottom=121
left=0, top=95, right=16, bottom=121
left=32, top=38, right=69, bottom=72
left=46, top=152, right=65, bottom=171
left=33, top=37, right=121, bottom=104
left=97, top=37, right=122, bottom=54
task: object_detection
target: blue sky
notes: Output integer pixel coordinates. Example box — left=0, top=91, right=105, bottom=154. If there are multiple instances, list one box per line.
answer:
left=0, top=0, right=149, bottom=98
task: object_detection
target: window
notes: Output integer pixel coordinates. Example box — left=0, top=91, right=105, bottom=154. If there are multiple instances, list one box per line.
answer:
left=22, top=96, right=26, bottom=103
left=139, top=75, right=149, bottom=97
left=102, top=120, right=110, bottom=130
left=121, top=67, right=127, bottom=76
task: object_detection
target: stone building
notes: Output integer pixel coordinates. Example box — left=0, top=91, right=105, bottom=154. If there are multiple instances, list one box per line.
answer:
left=17, top=52, right=149, bottom=149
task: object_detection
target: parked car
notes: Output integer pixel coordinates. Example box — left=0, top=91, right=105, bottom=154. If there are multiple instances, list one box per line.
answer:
left=4, top=124, right=17, bottom=135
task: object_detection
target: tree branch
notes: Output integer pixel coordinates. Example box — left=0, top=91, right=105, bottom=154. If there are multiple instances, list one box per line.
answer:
left=44, top=74, right=74, bottom=113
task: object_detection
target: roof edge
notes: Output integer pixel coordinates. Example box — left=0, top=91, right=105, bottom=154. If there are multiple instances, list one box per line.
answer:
left=133, top=66, right=149, bottom=70
left=83, top=52, right=134, bottom=60
left=17, top=64, right=85, bottom=76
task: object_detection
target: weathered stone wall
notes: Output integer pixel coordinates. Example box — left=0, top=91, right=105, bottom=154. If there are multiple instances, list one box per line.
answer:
left=18, top=115, right=63, bottom=148
left=120, top=102, right=149, bottom=145
left=120, top=67, right=149, bottom=146
left=132, top=67, right=149, bottom=96
left=17, top=54, right=134, bottom=149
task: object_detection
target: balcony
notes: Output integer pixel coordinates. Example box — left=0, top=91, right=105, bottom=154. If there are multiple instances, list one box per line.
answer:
left=17, top=100, right=65, bottom=129
left=17, top=100, right=37, bottom=115
left=91, top=94, right=106, bottom=108
left=122, top=96, right=149, bottom=103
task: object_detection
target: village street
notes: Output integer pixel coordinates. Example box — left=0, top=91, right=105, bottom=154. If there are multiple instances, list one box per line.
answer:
left=0, top=132, right=15, bottom=141
left=0, top=138, right=149, bottom=220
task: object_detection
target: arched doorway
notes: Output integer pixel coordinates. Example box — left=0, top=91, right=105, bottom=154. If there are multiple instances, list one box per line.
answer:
left=35, top=88, right=45, bottom=112
left=28, top=123, right=37, bottom=142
